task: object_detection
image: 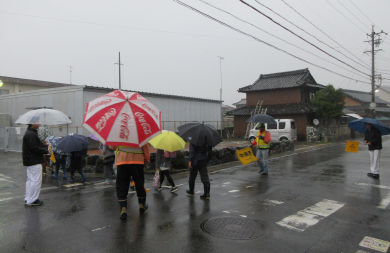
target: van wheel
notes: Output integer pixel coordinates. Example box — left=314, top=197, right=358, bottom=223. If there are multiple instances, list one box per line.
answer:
left=280, top=137, right=288, bottom=141
left=249, top=137, right=255, bottom=143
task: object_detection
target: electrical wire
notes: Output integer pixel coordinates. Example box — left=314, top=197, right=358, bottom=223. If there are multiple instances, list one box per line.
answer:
left=347, top=0, right=379, bottom=29
left=335, top=0, right=370, bottom=30
left=325, top=0, right=366, bottom=33
left=198, top=0, right=368, bottom=79
left=280, top=0, right=370, bottom=69
left=172, top=0, right=370, bottom=85
left=241, top=0, right=370, bottom=76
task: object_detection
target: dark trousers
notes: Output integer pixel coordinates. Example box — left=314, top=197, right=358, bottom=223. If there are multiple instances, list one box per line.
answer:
left=189, top=159, right=209, bottom=185
left=116, top=164, right=146, bottom=200
left=55, top=155, right=67, bottom=175
left=160, top=169, right=175, bottom=187
left=70, top=156, right=84, bottom=175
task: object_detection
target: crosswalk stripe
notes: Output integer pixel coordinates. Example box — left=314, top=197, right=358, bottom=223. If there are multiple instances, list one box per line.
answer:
left=378, top=192, right=390, bottom=209
left=276, top=199, right=345, bottom=232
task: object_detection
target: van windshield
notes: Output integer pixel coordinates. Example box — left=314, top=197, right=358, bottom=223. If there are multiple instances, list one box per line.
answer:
left=291, top=121, right=296, bottom=129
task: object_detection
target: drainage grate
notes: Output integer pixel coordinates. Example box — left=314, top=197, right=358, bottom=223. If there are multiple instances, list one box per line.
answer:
left=201, top=217, right=267, bottom=240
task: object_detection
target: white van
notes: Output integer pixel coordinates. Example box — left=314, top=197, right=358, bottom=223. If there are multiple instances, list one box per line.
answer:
left=248, top=119, right=297, bottom=143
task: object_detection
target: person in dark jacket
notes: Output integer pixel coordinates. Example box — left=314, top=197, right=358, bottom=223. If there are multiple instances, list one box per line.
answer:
left=69, top=147, right=88, bottom=183
left=364, top=123, right=382, bottom=179
left=23, top=119, right=48, bottom=206
left=186, top=141, right=212, bottom=199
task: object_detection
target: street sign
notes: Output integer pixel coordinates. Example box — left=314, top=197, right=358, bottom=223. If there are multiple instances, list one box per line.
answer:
left=345, top=141, right=359, bottom=153
left=236, top=147, right=258, bottom=165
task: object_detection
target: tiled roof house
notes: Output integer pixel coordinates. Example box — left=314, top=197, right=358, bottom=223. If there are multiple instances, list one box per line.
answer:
left=227, top=68, right=324, bottom=140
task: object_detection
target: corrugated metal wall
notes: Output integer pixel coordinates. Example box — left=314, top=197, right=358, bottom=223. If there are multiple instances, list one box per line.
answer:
left=0, top=86, right=221, bottom=137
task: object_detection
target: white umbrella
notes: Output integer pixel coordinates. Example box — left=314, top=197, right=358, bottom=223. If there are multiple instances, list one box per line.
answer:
left=15, top=108, right=72, bottom=125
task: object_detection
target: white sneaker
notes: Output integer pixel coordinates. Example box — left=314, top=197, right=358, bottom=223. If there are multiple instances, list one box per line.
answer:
left=170, top=186, right=178, bottom=193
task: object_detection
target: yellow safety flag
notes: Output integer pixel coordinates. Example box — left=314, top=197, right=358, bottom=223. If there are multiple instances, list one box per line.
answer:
left=345, top=140, right=359, bottom=153
left=48, top=144, right=56, bottom=163
left=131, top=180, right=150, bottom=193
left=236, top=147, right=258, bottom=165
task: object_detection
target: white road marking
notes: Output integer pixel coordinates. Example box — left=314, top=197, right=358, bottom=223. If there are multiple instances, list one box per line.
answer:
left=0, top=174, right=11, bottom=179
left=276, top=199, right=344, bottom=232
left=246, top=186, right=253, bottom=188
left=359, top=236, right=390, bottom=252
left=378, top=192, right=390, bottom=209
left=223, top=211, right=230, bottom=213
left=0, top=178, right=14, bottom=182
left=0, top=192, right=12, bottom=196
left=240, top=215, right=247, bottom=218
left=265, top=199, right=284, bottom=205
left=91, top=225, right=111, bottom=232
left=229, top=190, right=239, bottom=193
left=0, top=195, right=24, bottom=202
left=223, top=182, right=231, bottom=184
left=355, top=182, right=390, bottom=190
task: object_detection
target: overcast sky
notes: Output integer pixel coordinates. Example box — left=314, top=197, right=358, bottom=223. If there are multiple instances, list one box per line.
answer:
left=1, top=0, right=390, bottom=106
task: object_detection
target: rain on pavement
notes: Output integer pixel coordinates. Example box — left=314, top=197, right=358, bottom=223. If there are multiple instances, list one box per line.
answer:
left=0, top=138, right=390, bottom=253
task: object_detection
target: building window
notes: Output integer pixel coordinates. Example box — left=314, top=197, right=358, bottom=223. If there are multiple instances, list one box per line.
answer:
left=0, top=89, right=9, bottom=95
left=310, top=92, right=315, bottom=100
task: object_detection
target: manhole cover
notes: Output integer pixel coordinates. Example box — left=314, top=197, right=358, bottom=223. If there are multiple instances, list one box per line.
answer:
left=201, top=217, right=267, bottom=240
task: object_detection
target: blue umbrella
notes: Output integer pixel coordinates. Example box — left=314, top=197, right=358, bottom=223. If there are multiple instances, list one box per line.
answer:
left=56, top=133, right=89, bottom=153
left=46, top=136, right=70, bottom=155
left=348, top=118, right=390, bottom=135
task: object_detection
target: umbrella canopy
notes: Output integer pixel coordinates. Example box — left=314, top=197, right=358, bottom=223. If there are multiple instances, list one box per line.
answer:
left=55, top=133, right=89, bottom=153
left=15, top=108, right=72, bottom=125
left=89, top=133, right=100, bottom=141
left=348, top=118, right=390, bottom=135
left=149, top=131, right=186, bottom=152
left=46, top=136, right=70, bottom=155
left=82, top=90, right=162, bottom=147
left=246, top=114, right=277, bottom=124
left=178, top=121, right=222, bottom=147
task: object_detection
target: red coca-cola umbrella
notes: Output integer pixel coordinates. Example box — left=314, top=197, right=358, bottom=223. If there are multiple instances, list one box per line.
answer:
left=82, top=90, right=161, bottom=148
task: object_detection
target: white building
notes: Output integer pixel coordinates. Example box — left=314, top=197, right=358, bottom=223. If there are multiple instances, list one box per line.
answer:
left=0, top=85, right=222, bottom=137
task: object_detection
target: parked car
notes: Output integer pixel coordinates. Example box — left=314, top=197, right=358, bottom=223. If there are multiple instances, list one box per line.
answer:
left=249, top=119, right=297, bottom=143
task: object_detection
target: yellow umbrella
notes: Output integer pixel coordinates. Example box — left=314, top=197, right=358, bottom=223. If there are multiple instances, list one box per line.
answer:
left=149, top=131, right=185, bottom=152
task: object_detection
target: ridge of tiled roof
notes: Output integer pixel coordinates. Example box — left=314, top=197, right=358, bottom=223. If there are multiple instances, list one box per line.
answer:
left=226, top=103, right=315, bottom=116
left=343, top=89, right=388, bottom=104
left=238, top=68, right=315, bottom=92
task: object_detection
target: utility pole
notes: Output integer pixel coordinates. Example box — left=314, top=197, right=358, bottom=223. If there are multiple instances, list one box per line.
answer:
left=365, top=26, right=387, bottom=119
left=217, top=56, right=224, bottom=138
left=69, top=66, right=73, bottom=84
left=115, top=52, right=124, bottom=90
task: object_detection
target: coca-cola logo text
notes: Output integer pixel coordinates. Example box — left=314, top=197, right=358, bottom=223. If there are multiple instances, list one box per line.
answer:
left=95, top=108, right=116, bottom=132
left=88, top=99, right=111, bottom=114
left=135, top=112, right=152, bottom=135
left=142, top=103, right=158, bottom=119
left=119, top=113, right=131, bottom=140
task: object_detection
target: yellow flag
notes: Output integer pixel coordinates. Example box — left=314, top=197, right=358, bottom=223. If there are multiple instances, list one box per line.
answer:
left=345, top=141, right=359, bottom=153
left=48, top=144, right=56, bottom=163
left=236, top=147, right=258, bottom=165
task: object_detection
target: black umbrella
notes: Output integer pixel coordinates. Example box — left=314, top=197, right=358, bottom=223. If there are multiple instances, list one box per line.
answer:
left=56, top=133, right=89, bottom=153
left=178, top=121, right=222, bottom=147
left=246, top=114, right=277, bottom=124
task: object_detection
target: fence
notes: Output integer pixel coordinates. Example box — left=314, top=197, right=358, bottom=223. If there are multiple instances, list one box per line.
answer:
left=1, top=127, right=28, bottom=152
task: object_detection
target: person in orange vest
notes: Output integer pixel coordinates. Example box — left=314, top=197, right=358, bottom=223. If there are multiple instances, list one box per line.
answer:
left=251, top=123, right=271, bottom=175
left=109, top=144, right=150, bottom=220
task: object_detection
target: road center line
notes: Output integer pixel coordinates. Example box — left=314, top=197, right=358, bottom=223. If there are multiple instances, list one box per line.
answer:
left=276, top=199, right=345, bottom=232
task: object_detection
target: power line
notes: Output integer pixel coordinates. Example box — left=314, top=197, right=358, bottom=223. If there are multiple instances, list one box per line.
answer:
left=240, top=0, right=370, bottom=76
left=172, top=0, right=370, bottom=85
left=347, top=0, right=379, bottom=29
left=335, top=0, right=370, bottom=30
left=198, top=0, right=368, bottom=80
left=280, top=0, right=370, bottom=69
left=325, top=0, right=366, bottom=33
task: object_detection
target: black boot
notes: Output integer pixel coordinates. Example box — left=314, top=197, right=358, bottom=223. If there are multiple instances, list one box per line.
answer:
left=119, top=199, right=127, bottom=220
left=81, top=172, right=87, bottom=183
left=138, top=197, right=148, bottom=214
left=200, top=183, right=210, bottom=200
left=186, top=181, right=195, bottom=196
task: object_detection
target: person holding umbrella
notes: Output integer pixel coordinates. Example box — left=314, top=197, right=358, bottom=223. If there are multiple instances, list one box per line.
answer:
left=178, top=122, right=222, bottom=200
left=250, top=123, right=271, bottom=175
left=364, top=123, right=382, bottom=179
left=22, top=116, right=48, bottom=206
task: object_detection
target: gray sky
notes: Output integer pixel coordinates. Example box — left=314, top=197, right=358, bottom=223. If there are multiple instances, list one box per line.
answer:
left=1, top=0, right=390, bottom=106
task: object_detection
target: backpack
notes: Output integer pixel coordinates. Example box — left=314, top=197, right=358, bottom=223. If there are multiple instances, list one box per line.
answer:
left=164, top=150, right=177, bottom=158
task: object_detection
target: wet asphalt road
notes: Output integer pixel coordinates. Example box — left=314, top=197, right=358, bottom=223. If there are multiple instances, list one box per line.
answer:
left=1, top=139, right=390, bottom=253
